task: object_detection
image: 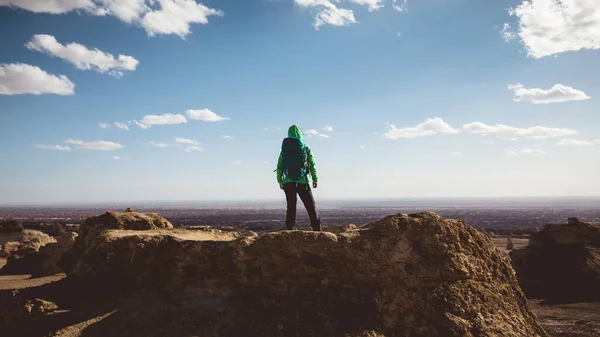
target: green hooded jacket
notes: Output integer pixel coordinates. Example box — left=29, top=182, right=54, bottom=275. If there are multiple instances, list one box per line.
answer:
left=276, top=125, right=318, bottom=185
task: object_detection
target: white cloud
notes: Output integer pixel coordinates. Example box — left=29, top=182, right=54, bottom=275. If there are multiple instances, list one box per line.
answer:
left=175, top=137, right=203, bottom=152
left=134, top=113, right=187, bottom=129
left=141, top=0, right=223, bottom=38
left=481, top=140, right=496, bottom=145
left=98, top=122, right=111, bottom=129
left=392, top=0, right=407, bottom=12
left=385, top=117, right=459, bottom=139
left=452, top=151, right=463, bottom=157
left=35, top=144, right=71, bottom=151
left=500, top=23, right=516, bottom=42
left=99, top=0, right=148, bottom=23
left=396, top=31, right=403, bottom=37
left=230, top=160, right=242, bottom=164
left=25, top=34, right=139, bottom=78
left=1, top=0, right=223, bottom=38
left=150, top=141, right=173, bottom=148
left=174, top=137, right=197, bottom=145
left=322, top=126, right=334, bottom=132
left=221, top=135, right=233, bottom=139
left=348, top=0, right=383, bottom=12
left=509, top=0, right=600, bottom=58
left=65, top=138, right=123, bottom=151
left=305, top=129, right=319, bottom=135
left=505, top=148, right=546, bottom=156
left=0, top=0, right=97, bottom=14
left=114, top=122, right=129, bottom=130
left=295, top=0, right=357, bottom=30
left=112, top=156, right=121, bottom=160
left=0, top=63, right=74, bottom=95
left=318, top=133, right=330, bottom=138
left=556, top=138, right=600, bottom=146
left=184, top=145, right=203, bottom=152
left=359, top=145, right=373, bottom=149
left=509, top=83, right=590, bottom=104
left=186, top=108, right=230, bottom=122
left=462, top=122, right=577, bottom=140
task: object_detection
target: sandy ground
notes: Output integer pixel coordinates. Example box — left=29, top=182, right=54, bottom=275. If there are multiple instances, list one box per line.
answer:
left=0, top=257, right=66, bottom=290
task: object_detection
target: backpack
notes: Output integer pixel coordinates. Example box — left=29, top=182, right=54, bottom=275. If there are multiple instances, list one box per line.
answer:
left=281, top=137, right=309, bottom=181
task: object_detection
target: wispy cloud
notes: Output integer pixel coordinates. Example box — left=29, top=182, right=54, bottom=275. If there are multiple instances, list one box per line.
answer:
left=150, top=141, right=173, bottom=148
left=509, top=83, right=590, bottom=104
left=133, top=113, right=187, bottom=129
left=113, top=122, right=129, bottom=130
left=385, top=117, right=459, bottom=139
left=65, top=139, right=123, bottom=151
left=392, top=0, right=407, bottom=12
left=98, top=123, right=111, bottom=129
left=322, top=126, right=334, bottom=132
left=348, top=0, right=384, bottom=12
left=175, top=137, right=203, bottom=152
left=463, top=122, right=577, bottom=140
left=221, top=135, right=233, bottom=139
left=505, top=148, right=546, bottom=156
left=186, top=109, right=230, bottom=122
left=35, top=144, right=71, bottom=151
left=26, top=34, right=139, bottom=78
left=499, top=23, right=516, bottom=42
left=112, top=156, right=121, bottom=160
left=295, top=0, right=357, bottom=30
left=556, top=139, right=600, bottom=146
left=451, top=151, right=463, bottom=157
left=0, top=63, right=74, bottom=95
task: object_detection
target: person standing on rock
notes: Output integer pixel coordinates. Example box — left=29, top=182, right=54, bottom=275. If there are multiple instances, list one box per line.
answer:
left=276, top=125, right=321, bottom=231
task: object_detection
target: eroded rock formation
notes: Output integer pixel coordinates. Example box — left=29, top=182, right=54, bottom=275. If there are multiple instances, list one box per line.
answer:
left=1, top=211, right=547, bottom=337
left=510, top=217, right=600, bottom=303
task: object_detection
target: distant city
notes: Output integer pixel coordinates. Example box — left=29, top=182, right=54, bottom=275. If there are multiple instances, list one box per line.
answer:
left=1, top=197, right=599, bottom=234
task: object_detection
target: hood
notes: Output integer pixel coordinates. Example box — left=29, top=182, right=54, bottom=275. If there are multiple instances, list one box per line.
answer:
left=287, top=125, right=303, bottom=140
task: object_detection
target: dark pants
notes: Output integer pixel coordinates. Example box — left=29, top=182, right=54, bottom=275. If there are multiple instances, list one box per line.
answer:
left=283, top=183, right=321, bottom=231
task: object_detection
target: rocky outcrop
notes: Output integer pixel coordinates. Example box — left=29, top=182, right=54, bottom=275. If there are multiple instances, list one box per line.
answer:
left=0, top=231, right=76, bottom=276
left=0, top=241, right=20, bottom=258
left=0, top=219, right=23, bottom=233
left=0, top=290, right=58, bottom=336
left=53, top=211, right=545, bottom=337
left=0, top=211, right=548, bottom=336
left=510, top=217, right=600, bottom=303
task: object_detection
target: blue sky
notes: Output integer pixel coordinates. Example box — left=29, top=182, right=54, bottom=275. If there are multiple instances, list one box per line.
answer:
left=1, top=0, right=599, bottom=205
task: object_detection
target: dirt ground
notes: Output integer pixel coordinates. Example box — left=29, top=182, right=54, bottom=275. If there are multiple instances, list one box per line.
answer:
left=529, top=300, right=600, bottom=337
left=1, top=234, right=600, bottom=336
left=491, top=236, right=529, bottom=253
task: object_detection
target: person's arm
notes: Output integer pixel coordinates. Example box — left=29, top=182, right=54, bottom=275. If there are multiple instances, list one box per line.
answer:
left=276, top=152, right=284, bottom=188
left=307, top=146, right=318, bottom=185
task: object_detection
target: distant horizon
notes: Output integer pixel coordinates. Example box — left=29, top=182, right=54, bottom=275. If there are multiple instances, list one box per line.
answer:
left=2, top=195, right=599, bottom=208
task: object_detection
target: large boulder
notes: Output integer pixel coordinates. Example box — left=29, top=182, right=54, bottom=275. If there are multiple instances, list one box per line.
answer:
left=58, top=212, right=546, bottom=337
left=0, top=230, right=60, bottom=275
left=510, top=217, right=600, bottom=303
left=0, top=241, right=20, bottom=258
left=0, top=220, right=23, bottom=233
left=60, top=211, right=174, bottom=274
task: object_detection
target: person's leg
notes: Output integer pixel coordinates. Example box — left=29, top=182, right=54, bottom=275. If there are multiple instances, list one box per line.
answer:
left=297, top=184, right=321, bottom=231
left=283, top=183, right=297, bottom=230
